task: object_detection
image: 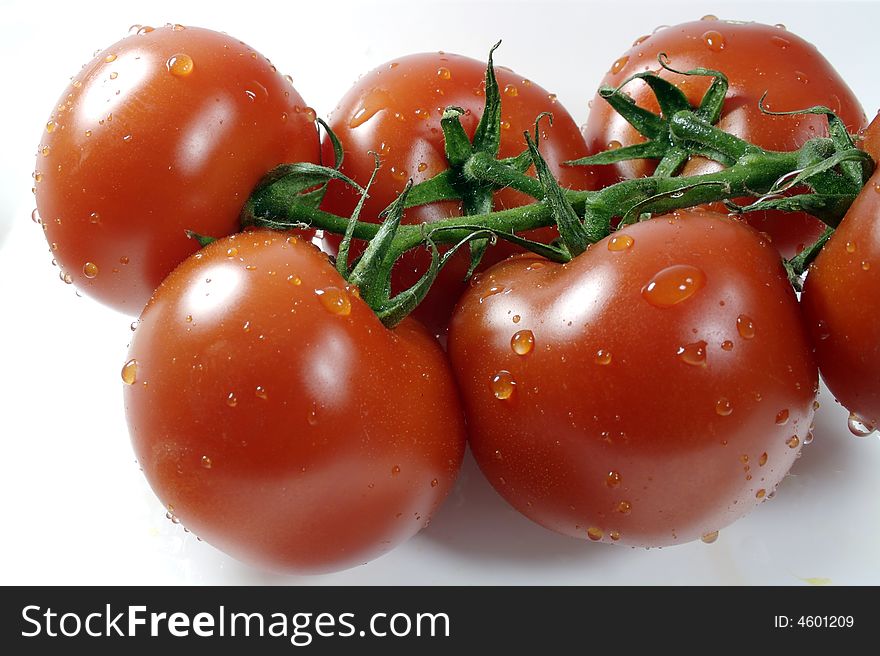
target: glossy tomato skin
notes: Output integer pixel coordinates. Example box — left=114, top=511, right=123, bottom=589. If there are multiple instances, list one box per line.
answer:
left=36, top=25, right=319, bottom=315
left=582, top=19, right=866, bottom=258
left=449, top=210, right=817, bottom=546
left=321, top=52, right=598, bottom=336
left=801, top=167, right=880, bottom=429
left=124, top=230, right=465, bottom=573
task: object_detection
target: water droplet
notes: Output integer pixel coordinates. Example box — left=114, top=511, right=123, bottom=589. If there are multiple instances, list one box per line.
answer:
left=861, top=261, right=871, bottom=271
left=315, top=286, right=352, bottom=316
left=88, top=211, right=101, bottom=225
left=491, top=371, right=516, bottom=400
left=845, top=241, right=857, bottom=253
left=85, top=129, right=92, bottom=137
left=642, top=264, right=706, bottom=308
left=104, top=53, right=117, bottom=63
left=607, top=234, right=634, bottom=251
left=715, top=398, right=733, bottom=416
left=109, top=71, right=119, bottom=80
left=436, top=66, right=452, bottom=80
left=755, top=488, right=766, bottom=499
left=606, top=471, right=622, bottom=488
left=45, top=120, right=57, bottom=134
left=414, top=108, right=430, bottom=120
left=430, top=478, right=439, bottom=488
left=287, top=274, right=302, bottom=286
left=616, top=500, right=632, bottom=514
left=676, top=340, right=707, bottom=367
left=721, top=340, right=734, bottom=351
left=349, top=88, right=392, bottom=128
left=41, top=145, right=50, bottom=157
left=736, top=314, right=755, bottom=339
left=503, top=83, right=518, bottom=97
left=787, top=435, right=800, bottom=449
left=794, top=70, right=809, bottom=84
left=610, top=55, right=629, bottom=74
left=512, top=314, right=521, bottom=324
left=390, top=166, right=408, bottom=181
left=83, top=262, right=98, bottom=278
left=587, top=527, right=604, bottom=541
left=391, top=465, right=401, bottom=475
left=701, top=13, right=718, bottom=20
left=701, top=531, right=719, bottom=544
left=595, top=349, right=612, bottom=366
left=226, top=392, right=238, bottom=407
left=609, top=530, right=621, bottom=541
left=511, top=330, right=535, bottom=356
left=479, top=284, right=506, bottom=303
left=166, top=53, right=194, bottom=77
left=200, top=456, right=213, bottom=469
left=526, top=261, right=546, bottom=271
left=130, top=321, right=138, bottom=332
left=804, top=432, right=814, bottom=445
left=137, top=26, right=154, bottom=35
left=702, top=30, right=726, bottom=51
left=771, top=35, right=790, bottom=49
left=31, top=208, right=41, bottom=224
left=847, top=412, right=876, bottom=437
left=121, top=359, right=138, bottom=385
left=759, top=452, right=768, bottom=467
left=171, top=23, right=186, bottom=31
left=775, top=409, right=789, bottom=425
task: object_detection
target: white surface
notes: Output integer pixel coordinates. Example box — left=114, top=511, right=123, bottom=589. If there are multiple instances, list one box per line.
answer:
left=1, top=0, right=879, bottom=585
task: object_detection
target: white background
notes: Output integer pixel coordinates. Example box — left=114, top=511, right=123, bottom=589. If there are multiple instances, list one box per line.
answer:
left=1, top=0, right=879, bottom=585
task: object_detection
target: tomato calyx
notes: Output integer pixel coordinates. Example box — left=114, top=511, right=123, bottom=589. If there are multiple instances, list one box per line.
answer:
left=570, top=56, right=731, bottom=174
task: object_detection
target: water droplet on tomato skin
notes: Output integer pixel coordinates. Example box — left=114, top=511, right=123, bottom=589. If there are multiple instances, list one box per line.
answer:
left=226, top=392, right=238, bottom=407
left=701, top=13, right=718, bottom=20
left=787, top=435, right=800, bottom=449
left=736, top=314, right=755, bottom=339
left=510, top=330, right=535, bottom=356
left=641, top=264, right=706, bottom=308
left=845, top=241, right=857, bottom=254
left=83, top=262, right=99, bottom=278
left=430, top=478, right=439, bottom=488
left=755, top=489, right=766, bottom=499
left=307, top=402, right=319, bottom=426
left=721, top=340, right=734, bottom=351
left=616, top=501, right=632, bottom=515
left=610, top=56, right=629, bottom=74
left=166, top=53, right=194, bottom=77
left=775, top=409, right=789, bottom=425
left=701, top=531, right=719, bottom=544
left=595, top=349, right=612, bottom=365
left=587, top=527, right=604, bottom=541
left=437, top=66, right=452, bottom=80
left=607, top=234, right=634, bottom=251
left=702, top=30, right=726, bottom=51
left=391, top=465, right=401, bottom=475
left=479, top=285, right=506, bottom=303
left=315, top=286, right=352, bottom=316
left=677, top=340, right=707, bottom=367
left=847, top=412, right=876, bottom=437
left=503, top=83, right=518, bottom=97
left=59, top=271, right=73, bottom=284
left=349, top=88, right=393, bottom=128
left=759, top=452, right=768, bottom=467
left=803, top=432, right=814, bottom=445
left=121, top=359, right=138, bottom=385
left=200, top=456, right=213, bottom=470
left=605, top=471, right=622, bottom=488
left=715, top=398, right=733, bottom=416
left=771, top=35, right=790, bottom=49
left=255, top=385, right=268, bottom=400
left=491, top=371, right=516, bottom=400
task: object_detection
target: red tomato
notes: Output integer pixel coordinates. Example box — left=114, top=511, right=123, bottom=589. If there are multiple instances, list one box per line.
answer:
left=321, top=52, right=598, bottom=336
left=123, top=230, right=465, bottom=573
left=35, top=25, right=320, bottom=314
left=582, top=19, right=866, bottom=258
left=801, top=166, right=880, bottom=433
left=449, top=210, right=817, bottom=546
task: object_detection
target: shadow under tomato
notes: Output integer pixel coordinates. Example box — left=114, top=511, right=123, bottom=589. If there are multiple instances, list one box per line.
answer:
left=419, top=448, right=605, bottom=563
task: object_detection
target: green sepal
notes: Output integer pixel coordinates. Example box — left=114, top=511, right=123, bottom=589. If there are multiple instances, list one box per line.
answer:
left=184, top=230, right=216, bottom=247
left=526, top=132, right=589, bottom=255
left=349, top=181, right=412, bottom=307
left=337, top=153, right=381, bottom=278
